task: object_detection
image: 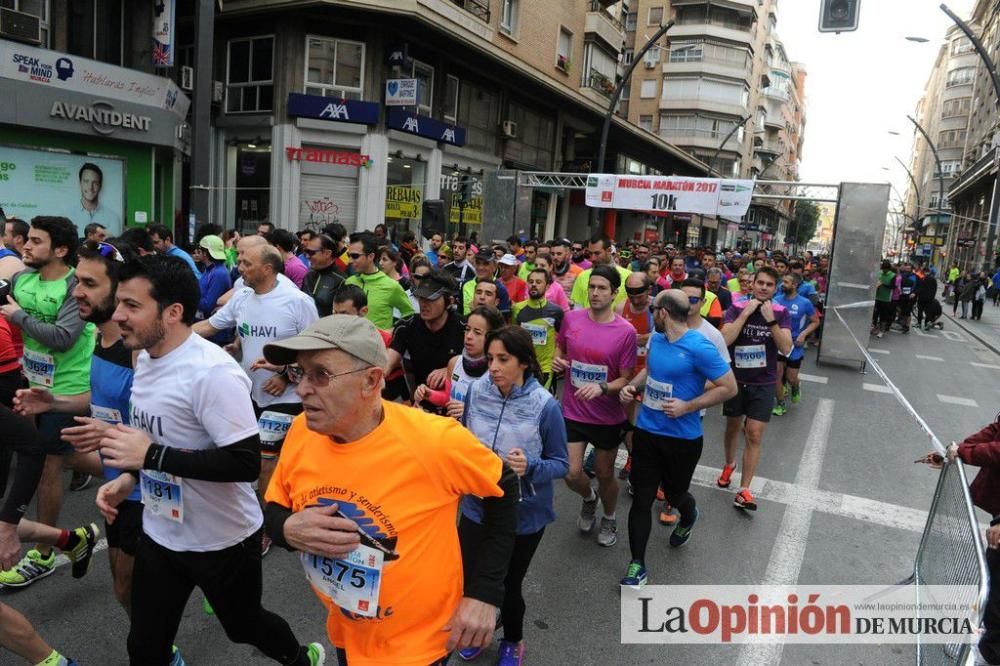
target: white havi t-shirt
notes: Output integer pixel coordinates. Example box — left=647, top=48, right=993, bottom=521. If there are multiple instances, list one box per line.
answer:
left=131, top=332, right=263, bottom=552
left=209, top=280, right=319, bottom=407
left=694, top=318, right=731, bottom=364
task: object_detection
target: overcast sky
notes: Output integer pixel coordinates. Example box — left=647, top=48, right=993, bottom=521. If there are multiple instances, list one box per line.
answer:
left=778, top=0, right=975, bottom=200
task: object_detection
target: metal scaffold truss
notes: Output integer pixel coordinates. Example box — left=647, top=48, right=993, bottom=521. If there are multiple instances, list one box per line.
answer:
left=517, top=172, right=591, bottom=189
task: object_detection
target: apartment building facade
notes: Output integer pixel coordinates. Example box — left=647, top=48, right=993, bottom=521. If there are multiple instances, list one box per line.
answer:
left=904, top=24, right=977, bottom=269
left=945, top=0, right=1000, bottom=271
left=619, top=0, right=804, bottom=249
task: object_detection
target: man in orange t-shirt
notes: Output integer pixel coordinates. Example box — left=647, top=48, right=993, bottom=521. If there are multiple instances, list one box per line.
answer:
left=262, top=315, right=519, bottom=666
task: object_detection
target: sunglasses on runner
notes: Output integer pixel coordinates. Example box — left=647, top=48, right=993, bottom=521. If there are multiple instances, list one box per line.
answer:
left=90, top=241, right=125, bottom=263
left=688, top=296, right=702, bottom=304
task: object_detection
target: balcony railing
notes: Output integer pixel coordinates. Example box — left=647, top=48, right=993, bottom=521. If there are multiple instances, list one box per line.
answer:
left=588, top=0, right=625, bottom=30
left=586, top=68, right=616, bottom=98
left=449, top=0, right=490, bottom=22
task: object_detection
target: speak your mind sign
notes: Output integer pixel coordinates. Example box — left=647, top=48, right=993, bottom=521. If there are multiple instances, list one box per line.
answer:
left=586, top=175, right=754, bottom=217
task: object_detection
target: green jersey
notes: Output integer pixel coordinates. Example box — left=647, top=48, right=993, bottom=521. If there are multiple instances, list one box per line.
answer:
left=13, top=269, right=95, bottom=395
left=875, top=270, right=895, bottom=303
left=513, top=298, right=564, bottom=375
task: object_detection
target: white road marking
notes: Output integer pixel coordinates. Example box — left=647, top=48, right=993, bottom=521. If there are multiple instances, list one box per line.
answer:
left=916, top=355, right=944, bottom=362
left=941, top=330, right=966, bottom=342
left=971, top=362, right=1000, bottom=370
left=798, top=373, right=828, bottom=384
left=862, top=382, right=893, bottom=394
left=735, top=399, right=835, bottom=666
left=937, top=394, right=980, bottom=408
left=868, top=348, right=890, bottom=355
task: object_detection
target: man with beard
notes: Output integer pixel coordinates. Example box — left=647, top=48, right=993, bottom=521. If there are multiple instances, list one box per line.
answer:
left=0, top=217, right=97, bottom=588
left=442, top=236, right=475, bottom=286
left=93, top=255, right=325, bottom=665
left=461, top=249, right=511, bottom=315
left=14, top=239, right=140, bottom=613
left=194, top=244, right=319, bottom=555
left=513, top=268, right=564, bottom=388
left=570, top=235, right=632, bottom=309
left=550, top=239, right=583, bottom=304
left=571, top=241, right=592, bottom=270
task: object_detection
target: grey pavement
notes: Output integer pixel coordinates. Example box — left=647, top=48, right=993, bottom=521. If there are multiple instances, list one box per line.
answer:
left=2, top=322, right=997, bottom=665
left=944, top=294, right=1000, bottom=355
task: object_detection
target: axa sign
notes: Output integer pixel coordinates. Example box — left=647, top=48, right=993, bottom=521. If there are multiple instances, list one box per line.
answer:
left=50, top=100, right=152, bottom=135
left=387, top=108, right=466, bottom=147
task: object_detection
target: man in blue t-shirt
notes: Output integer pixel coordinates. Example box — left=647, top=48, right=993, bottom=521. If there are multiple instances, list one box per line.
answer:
left=617, top=290, right=736, bottom=588
left=772, top=273, right=820, bottom=416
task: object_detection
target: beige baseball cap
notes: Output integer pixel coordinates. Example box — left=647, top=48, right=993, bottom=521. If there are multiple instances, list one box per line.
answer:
left=263, top=315, right=388, bottom=369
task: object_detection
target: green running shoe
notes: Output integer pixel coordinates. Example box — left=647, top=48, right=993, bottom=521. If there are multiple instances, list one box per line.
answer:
left=203, top=597, right=215, bottom=615
left=306, top=642, right=326, bottom=665
left=0, top=548, right=56, bottom=587
left=772, top=401, right=787, bottom=416
left=620, top=560, right=648, bottom=588
left=791, top=384, right=801, bottom=404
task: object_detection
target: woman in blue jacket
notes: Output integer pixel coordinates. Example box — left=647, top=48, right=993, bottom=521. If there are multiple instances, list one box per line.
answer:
left=458, top=326, right=568, bottom=666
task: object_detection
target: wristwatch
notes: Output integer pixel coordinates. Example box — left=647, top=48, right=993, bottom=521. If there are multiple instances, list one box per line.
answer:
left=599, top=381, right=609, bottom=395
left=765, top=319, right=778, bottom=327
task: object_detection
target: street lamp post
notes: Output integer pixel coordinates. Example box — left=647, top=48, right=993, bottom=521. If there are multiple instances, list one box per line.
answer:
left=906, top=114, right=948, bottom=263
left=697, top=114, right=751, bottom=247
left=941, top=3, right=1000, bottom=270
left=589, top=21, right=674, bottom=234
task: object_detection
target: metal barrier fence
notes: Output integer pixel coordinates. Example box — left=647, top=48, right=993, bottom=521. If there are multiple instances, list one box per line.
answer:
left=912, top=460, right=990, bottom=665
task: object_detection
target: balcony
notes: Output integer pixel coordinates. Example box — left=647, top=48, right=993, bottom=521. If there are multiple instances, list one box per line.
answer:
left=584, top=68, right=616, bottom=98
left=663, top=53, right=751, bottom=82
left=659, top=95, right=747, bottom=118
left=659, top=128, right=743, bottom=151
left=586, top=2, right=625, bottom=51
left=448, top=0, right=489, bottom=22
left=754, top=135, right=784, bottom=156
left=670, top=21, right=754, bottom=46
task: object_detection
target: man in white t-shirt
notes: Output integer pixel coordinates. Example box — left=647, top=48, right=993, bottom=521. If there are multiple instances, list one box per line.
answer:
left=92, top=254, right=324, bottom=666
left=678, top=278, right=730, bottom=364
left=194, top=244, right=318, bottom=555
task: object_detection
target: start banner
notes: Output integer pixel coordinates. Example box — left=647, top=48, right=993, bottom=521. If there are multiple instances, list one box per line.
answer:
left=585, top=174, right=754, bottom=217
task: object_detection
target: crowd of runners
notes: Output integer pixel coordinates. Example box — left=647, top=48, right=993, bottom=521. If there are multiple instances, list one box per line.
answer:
left=0, top=214, right=831, bottom=665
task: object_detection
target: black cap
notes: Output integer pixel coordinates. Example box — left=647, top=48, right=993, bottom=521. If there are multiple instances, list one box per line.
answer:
left=474, top=248, right=496, bottom=263
left=412, top=270, right=458, bottom=300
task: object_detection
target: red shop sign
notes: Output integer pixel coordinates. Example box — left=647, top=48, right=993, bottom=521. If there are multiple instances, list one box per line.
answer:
left=285, top=146, right=371, bottom=168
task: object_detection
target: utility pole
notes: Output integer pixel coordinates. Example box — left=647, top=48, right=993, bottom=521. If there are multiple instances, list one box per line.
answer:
left=589, top=21, right=674, bottom=235
left=189, top=0, right=215, bottom=242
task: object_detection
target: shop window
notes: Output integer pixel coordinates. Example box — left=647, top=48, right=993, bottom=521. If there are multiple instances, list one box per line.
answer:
left=1, top=0, right=49, bottom=46
left=234, top=145, right=271, bottom=233
left=444, top=75, right=460, bottom=123
left=305, top=36, right=365, bottom=100
left=384, top=157, right=426, bottom=237
left=226, top=36, right=274, bottom=113
left=411, top=59, right=434, bottom=116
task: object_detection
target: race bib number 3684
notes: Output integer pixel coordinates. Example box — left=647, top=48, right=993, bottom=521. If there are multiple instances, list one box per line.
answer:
left=302, top=545, right=383, bottom=617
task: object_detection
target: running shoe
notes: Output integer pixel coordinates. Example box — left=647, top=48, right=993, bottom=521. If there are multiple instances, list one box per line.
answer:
left=67, top=522, right=100, bottom=579
left=620, top=560, right=648, bottom=589
left=203, top=597, right=215, bottom=615
left=578, top=494, right=599, bottom=533
left=790, top=384, right=801, bottom=404
left=583, top=448, right=596, bottom=478
left=170, top=646, right=186, bottom=666
left=69, top=472, right=92, bottom=492
left=772, top=401, right=787, bottom=416
left=733, top=488, right=758, bottom=511
left=0, top=549, right=56, bottom=587
left=496, top=640, right=524, bottom=666
left=306, top=642, right=326, bottom=665
left=618, top=454, right=632, bottom=480
left=457, top=646, right=484, bottom=661
left=597, top=517, right=617, bottom=547
left=659, top=503, right=679, bottom=526
left=716, top=463, right=736, bottom=488
left=669, top=508, right=699, bottom=548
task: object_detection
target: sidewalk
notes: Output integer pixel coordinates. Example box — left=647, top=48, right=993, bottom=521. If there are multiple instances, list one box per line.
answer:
left=943, top=295, right=1000, bottom=355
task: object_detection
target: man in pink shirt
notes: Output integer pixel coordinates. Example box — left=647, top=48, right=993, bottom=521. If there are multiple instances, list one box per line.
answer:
left=270, top=229, right=309, bottom=289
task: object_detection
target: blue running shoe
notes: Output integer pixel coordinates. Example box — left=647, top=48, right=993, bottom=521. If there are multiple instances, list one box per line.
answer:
left=457, top=646, right=484, bottom=661
left=620, top=560, right=647, bottom=588
left=497, top=640, right=525, bottom=666
left=669, top=507, right=699, bottom=547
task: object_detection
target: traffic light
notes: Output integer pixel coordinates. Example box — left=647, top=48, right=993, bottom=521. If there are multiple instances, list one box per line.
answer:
left=458, top=175, right=474, bottom=205
left=818, top=0, right=860, bottom=33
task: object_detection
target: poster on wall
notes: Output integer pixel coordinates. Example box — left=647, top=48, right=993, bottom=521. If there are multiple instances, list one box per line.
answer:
left=152, top=0, right=177, bottom=66
left=439, top=172, right=483, bottom=225
left=0, top=146, right=125, bottom=236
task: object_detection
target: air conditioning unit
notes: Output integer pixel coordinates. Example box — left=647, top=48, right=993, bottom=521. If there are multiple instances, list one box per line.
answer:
left=212, top=80, right=224, bottom=103
left=0, top=8, right=41, bottom=45
left=501, top=120, right=519, bottom=139
left=643, top=59, right=656, bottom=69
left=180, top=66, right=194, bottom=91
